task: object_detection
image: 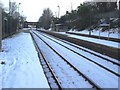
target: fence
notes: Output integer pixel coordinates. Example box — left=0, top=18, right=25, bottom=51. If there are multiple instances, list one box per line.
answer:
left=0, top=7, right=2, bottom=51
left=2, top=11, right=18, bottom=38
left=0, top=8, right=19, bottom=51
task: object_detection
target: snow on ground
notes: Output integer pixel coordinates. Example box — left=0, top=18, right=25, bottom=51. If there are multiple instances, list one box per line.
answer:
left=92, top=28, right=119, bottom=38
left=68, top=34, right=119, bottom=48
left=58, top=30, right=119, bottom=48
left=38, top=32, right=119, bottom=73
left=0, top=32, right=49, bottom=88
left=34, top=31, right=118, bottom=88
left=32, top=33, right=92, bottom=88
left=68, top=28, right=120, bottom=39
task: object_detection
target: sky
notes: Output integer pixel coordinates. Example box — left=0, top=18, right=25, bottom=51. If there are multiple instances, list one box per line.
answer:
left=0, top=0, right=119, bottom=22
left=0, top=0, right=85, bottom=22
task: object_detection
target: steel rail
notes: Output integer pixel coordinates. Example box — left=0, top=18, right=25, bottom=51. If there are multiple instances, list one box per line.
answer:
left=30, top=32, right=63, bottom=89
left=32, top=31, right=101, bottom=90
left=35, top=31, right=120, bottom=77
left=37, top=31, right=120, bottom=66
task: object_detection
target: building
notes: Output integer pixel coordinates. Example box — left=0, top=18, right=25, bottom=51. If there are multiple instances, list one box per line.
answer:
left=55, top=24, right=68, bottom=32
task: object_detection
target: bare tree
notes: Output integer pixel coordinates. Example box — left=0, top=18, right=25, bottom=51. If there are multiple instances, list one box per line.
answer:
left=9, top=2, right=17, bottom=17
left=0, top=1, right=3, bottom=8
left=38, top=8, right=53, bottom=29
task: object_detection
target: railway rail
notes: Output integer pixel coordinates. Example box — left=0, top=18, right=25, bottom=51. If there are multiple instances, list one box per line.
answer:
left=30, top=30, right=119, bottom=89
left=35, top=31, right=120, bottom=77
left=30, top=33, right=62, bottom=89
left=41, top=32, right=120, bottom=64
left=38, top=30, right=119, bottom=60
left=31, top=31, right=101, bottom=89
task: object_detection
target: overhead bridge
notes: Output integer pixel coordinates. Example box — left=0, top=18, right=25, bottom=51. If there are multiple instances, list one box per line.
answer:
left=23, top=22, right=39, bottom=28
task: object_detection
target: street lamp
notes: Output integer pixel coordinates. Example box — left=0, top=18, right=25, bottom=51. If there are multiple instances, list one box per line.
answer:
left=18, top=3, right=21, bottom=29
left=18, top=3, right=21, bottom=17
left=9, top=0, right=11, bottom=16
left=57, top=5, right=60, bottom=18
left=20, top=11, right=23, bottom=29
left=21, top=11, right=23, bottom=16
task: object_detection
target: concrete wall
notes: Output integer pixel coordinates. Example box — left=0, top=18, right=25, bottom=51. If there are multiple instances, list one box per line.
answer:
left=0, top=7, right=2, bottom=51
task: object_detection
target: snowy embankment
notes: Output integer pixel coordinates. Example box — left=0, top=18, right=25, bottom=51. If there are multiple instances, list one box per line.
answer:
left=59, top=28, right=119, bottom=48
left=67, top=34, right=119, bottom=48
left=0, top=32, right=49, bottom=88
left=69, top=28, right=119, bottom=39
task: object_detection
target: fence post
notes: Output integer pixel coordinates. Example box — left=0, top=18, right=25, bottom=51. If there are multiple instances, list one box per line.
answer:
left=0, top=7, right=2, bottom=51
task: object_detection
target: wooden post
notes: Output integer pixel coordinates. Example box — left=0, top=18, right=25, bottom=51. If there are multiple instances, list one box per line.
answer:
left=0, top=7, right=2, bottom=51
left=108, top=23, right=110, bottom=40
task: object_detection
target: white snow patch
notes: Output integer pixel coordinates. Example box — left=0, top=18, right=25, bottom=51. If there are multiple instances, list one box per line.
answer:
left=0, top=32, right=49, bottom=88
left=70, top=28, right=120, bottom=39
left=68, top=34, right=119, bottom=48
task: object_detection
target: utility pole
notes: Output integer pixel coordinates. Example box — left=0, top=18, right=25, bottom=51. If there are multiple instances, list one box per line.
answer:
left=55, top=12, right=57, bottom=18
left=71, top=2, right=73, bottom=12
left=21, top=11, right=23, bottom=29
left=18, top=3, right=21, bottom=29
left=0, top=7, right=2, bottom=51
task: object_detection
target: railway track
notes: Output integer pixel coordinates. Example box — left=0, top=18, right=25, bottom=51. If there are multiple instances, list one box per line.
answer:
left=38, top=30, right=119, bottom=61
left=37, top=31, right=120, bottom=64
left=31, top=31, right=101, bottom=89
left=35, top=31, right=120, bottom=77
left=30, top=33, right=62, bottom=89
left=38, top=30, right=119, bottom=60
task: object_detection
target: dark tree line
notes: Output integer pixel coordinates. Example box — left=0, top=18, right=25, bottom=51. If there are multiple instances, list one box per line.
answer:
left=58, top=2, right=118, bottom=30
left=38, top=2, right=118, bottom=30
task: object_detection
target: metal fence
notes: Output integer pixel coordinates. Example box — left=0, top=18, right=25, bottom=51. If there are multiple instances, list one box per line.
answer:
left=2, top=11, right=18, bottom=39
left=0, top=7, right=2, bottom=51
left=0, top=8, right=19, bottom=51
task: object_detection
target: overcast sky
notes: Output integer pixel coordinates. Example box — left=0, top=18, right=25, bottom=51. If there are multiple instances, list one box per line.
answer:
left=0, top=0, right=85, bottom=22
left=1, top=0, right=119, bottom=22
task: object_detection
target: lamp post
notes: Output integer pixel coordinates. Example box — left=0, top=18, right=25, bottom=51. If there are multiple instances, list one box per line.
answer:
left=18, top=3, right=21, bottom=29
left=9, top=0, right=11, bottom=16
left=57, top=5, right=60, bottom=18
left=18, top=3, right=21, bottom=15
left=20, top=11, right=23, bottom=29
left=21, top=11, right=23, bottom=16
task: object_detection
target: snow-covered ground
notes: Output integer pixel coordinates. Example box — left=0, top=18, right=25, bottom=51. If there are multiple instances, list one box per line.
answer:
left=37, top=32, right=119, bottom=72
left=0, top=32, right=49, bottom=88
left=68, top=34, right=119, bottom=48
left=58, top=30, right=119, bottom=48
left=32, top=33, right=92, bottom=88
left=68, top=28, right=120, bottom=39
left=33, top=31, right=119, bottom=88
